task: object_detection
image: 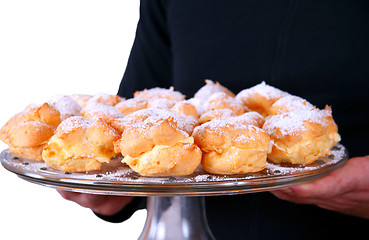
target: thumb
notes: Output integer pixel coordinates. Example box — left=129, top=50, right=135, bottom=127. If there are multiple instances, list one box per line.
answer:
left=288, top=156, right=369, bottom=199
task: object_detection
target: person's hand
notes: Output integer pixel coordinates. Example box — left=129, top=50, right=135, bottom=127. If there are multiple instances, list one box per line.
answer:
left=271, top=156, right=369, bottom=219
left=57, top=190, right=134, bottom=216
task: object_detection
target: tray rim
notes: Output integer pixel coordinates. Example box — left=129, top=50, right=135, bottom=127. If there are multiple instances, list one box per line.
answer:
left=0, top=144, right=349, bottom=196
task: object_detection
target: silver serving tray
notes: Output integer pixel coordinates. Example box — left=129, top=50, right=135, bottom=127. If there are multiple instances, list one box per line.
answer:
left=0, top=144, right=348, bottom=196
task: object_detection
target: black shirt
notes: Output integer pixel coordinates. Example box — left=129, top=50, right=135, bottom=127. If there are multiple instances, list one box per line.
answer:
left=114, top=0, right=369, bottom=239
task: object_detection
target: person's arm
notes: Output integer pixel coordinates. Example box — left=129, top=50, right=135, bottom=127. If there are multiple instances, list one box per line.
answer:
left=271, top=155, right=369, bottom=219
left=117, top=0, right=172, bottom=98
left=56, top=0, right=172, bottom=223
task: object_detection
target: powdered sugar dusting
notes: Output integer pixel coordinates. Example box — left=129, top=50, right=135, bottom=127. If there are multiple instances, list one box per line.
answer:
left=147, top=98, right=176, bottom=109
left=115, top=98, right=147, bottom=109
left=236, top=81, right=288, bottom=101
left=122, top=108, right=191, bottom=137
left=87, top=93, right=123, bottom=106
left=206, top=92, right=245, bottom=114
left=1, top=82, right=345, bottom=189
left=56, top=116, right=93, bottom=133
left=81, top=102, right=124, bottom=119
left=194, top=118, right=266, bottom=145
left=197, top=118, right=261, bottom=133
left=48, top=94, right=81, bottom=119
left=263, top=109, right=331, bottom=136
left=134, top=87, right=185, bottom=101
left=194, top=79, right=234, bottom=100
left=1, top=144, right=347, bottom=188
left=199, top=109, right=236, bottom=123
left=187, top=97, right=207, bottom=115
left=229, top=111, right=265, bottom=127
left=271, top=95, right=314, bottom=113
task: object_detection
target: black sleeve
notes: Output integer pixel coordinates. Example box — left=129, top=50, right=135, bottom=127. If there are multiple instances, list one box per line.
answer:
left=103, top=0, right=171, bottom=223
left=93, top=197, right=147, bottom=223
left=117, top=0, right=172, bottom=98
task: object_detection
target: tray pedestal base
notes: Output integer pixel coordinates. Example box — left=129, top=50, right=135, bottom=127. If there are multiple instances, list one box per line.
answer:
left=138, top=196, right=215, bottom=240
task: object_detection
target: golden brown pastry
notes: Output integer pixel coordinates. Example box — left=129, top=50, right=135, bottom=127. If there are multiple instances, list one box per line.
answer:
left=263, top=107, right=341, bottom=165
left=147, top=98, right=176, bottom=110
left=1, top=83, right=342, bottom=176
left=194, top=80, right=235, bottom=99
left=169, top=101, right=199, bottom=135
left=48, top=94, right=82, bottom=120
left=114, top=109, right=202, bottom=176
left=81, top=102, right=124, bottom=124
left=199, top=109, right=237, bottom=124
left=0, top=103, right=62, bottom=161
left=193, top=119, right=271, bottom=174
left=236, top=81, right=288, bottom=116
left=134, top=87, right=185, bottom=102
left=87, top=93, right=124, bottom=106
left=170, top=100, right=199, bottom=120
left=113, top=108, right=196, bottom=135
left=42, top=116, right=120, bottom=172
left=69, top=94, right=93, bottom=108
left=269, top=95, right=315, bottom=115
left=115, top=98, right=148, bottom=115
left=198, top=109, right=263, bottom=127
left=230, top=111, right=265, bottom=128
left=206, top=92, right=246, bottom=115
left=122, top=137, right=202, bottom=177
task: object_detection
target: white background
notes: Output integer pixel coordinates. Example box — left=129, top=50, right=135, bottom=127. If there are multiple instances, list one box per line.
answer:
left=0, top=1, right=147, bottom=239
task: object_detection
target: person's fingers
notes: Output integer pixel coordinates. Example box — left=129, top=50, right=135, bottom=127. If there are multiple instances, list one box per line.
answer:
left=56, top=190, right=134, bottom=215
left=57, top=190, right=82, bottom=201
left=57, top=190, right=104, bottom=208
left=275, top=156, right=369, bottom=200
left=91, top=195, right=134, bottom=216
left=271, top=189, right=320, bottom=204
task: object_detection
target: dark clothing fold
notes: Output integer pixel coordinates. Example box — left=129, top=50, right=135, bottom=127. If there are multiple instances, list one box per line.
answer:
left=106, top=0, right=369, bottom=239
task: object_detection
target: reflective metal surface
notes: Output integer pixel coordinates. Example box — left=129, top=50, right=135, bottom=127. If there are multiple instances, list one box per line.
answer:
left=0, top=144, right=348, bottom=196
left=1, top=144, right=349, bottom=240
left=139, top=197, right=215, bottom=240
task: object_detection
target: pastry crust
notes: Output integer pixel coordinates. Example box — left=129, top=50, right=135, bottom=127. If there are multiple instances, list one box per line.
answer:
left=269, top=95, right=315, bottom=115
left=42, top=116, right=120, bottom=172
left=115, top=98, right=148, bottom=115
left=201, top=147, right=269, bottom=175
left=199, top=109, right=237, bottom=124
left=112, top=108, right=197, bottom=136
left=134, top=87, right=185, bottom=102
left=147, top=98, right=176, bottom=110
left=0, top=103, right=62, bottom=161
left=69, top=94, right=92, bottom=108
left=1, top=82, right=342, bottom=174
left=8, top=145, right=45, bottom=161
left=194, top=80, right=235, bottom=99
left=170, top=100, right=199, bottom=120
left=206, top=92, right=246, bottom=115
left=263, top=107, right=341, bottom=165
left=81, top=102, right=124, bottom=124
left=193, top=120, right=271, bottom=174
left=230, top=111, right=265, bottom=128
left=87, top=93, right=124, bottom=106
left=236, top=81, right=288, bottom=116
left=48, top=95, right=82, bottom=120
left=114, top=109, right=201, bottom=176
left=123, top=137, right=202, bottom=176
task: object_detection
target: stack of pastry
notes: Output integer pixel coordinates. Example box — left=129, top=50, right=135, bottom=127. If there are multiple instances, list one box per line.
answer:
left=0, top=94, right=123, bottom=172
left=0, top=81, right=341, bottom=176
left=236, top=82, right=341, bottom=165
